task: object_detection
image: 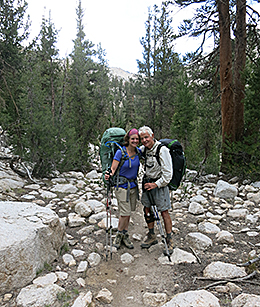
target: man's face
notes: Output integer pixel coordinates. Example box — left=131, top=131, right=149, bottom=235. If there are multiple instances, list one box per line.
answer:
left=140, top=131, right=154, bottom=149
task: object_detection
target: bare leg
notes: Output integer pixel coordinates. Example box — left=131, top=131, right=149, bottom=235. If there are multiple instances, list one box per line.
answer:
left=118, top=215, right=130, bottom=231
left=161, top=210, right=172, bottom=234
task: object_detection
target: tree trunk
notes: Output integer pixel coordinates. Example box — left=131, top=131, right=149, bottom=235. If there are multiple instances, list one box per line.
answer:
left=217, top=0, right=234, bottom=171
left=234, top=0, right=246, bottom=141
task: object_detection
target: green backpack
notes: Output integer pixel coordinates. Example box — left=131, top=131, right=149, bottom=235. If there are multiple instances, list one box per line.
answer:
left=99, top=127, right=127, bottom=184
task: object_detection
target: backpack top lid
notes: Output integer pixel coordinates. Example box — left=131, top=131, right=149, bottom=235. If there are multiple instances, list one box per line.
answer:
left=159, top=138, right=183, bottom=153
left=100, top=127, right=126, bottom=144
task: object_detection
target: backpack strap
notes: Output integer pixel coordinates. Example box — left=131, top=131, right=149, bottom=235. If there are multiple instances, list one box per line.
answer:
left=155, top=143, right=163, bottom=166
left=114, top=147, right=128, bottom=190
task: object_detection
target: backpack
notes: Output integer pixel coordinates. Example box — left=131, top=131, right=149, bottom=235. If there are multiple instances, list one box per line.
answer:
left=99, top=127, right=126, bottom=184
left=155, top=138, right=186, bottom=190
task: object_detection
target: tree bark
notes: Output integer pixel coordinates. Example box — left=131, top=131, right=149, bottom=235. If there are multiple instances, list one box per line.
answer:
left=217, top=0, right=234, bottom=145
left=234, top=0, right=246, bottom=141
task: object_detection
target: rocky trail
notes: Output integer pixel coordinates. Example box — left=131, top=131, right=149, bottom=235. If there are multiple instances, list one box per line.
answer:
left=1, top=146, right=260, bottom=306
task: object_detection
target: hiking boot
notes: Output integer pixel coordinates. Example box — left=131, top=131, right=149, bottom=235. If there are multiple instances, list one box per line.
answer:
left=163, top=237, right=174, bottom=256
left=141, top=233, right=158, bottom=249
left=113, top=232, right=123, bottom=249
left=122, top=233, right=134, bottom=249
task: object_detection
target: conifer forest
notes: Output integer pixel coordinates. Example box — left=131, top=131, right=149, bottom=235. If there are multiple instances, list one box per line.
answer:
left=1, top=0, right=260, bottom=180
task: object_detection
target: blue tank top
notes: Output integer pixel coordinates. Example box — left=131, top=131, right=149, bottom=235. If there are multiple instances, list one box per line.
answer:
left=113, top=146, right=141, bottom=189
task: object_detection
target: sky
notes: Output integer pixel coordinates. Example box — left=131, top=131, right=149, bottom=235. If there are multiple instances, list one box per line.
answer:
left=28, top=0, right=260, bottom=74
left=25, top=0, right=201, bottom=73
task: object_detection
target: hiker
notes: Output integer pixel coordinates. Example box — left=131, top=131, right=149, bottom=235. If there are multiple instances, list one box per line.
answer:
left=139, top=126, right=174, bottom=255
left=104, top=128, right=141, bottom=249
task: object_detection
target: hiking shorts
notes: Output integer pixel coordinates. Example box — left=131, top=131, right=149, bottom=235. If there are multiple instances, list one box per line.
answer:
left=115, top=187, right=138, bottom=216
left=141, top=186, right=171, bottom=212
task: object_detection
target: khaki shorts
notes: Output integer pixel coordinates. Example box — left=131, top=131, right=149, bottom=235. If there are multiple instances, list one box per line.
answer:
left=115, top=187, right=138, bottom=216
left=141, top=186, right=171, bottom=212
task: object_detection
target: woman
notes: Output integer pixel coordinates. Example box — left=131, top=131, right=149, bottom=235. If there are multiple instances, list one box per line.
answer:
left=105, top=128, right=141, bottom=249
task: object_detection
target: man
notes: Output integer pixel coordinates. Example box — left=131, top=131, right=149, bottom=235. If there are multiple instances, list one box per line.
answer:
left=139, top=126, right=174, bottom=255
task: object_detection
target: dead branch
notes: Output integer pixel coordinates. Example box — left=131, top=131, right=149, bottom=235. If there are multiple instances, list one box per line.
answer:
left=21, top=162, right=37, bottom=183
left=196, top=271, right=260, bottom=290
left=237, top=255, right=260, bottom=267
left=189, top=246, right=202, bottom=264
left=0, top=156, right=36, bottom=182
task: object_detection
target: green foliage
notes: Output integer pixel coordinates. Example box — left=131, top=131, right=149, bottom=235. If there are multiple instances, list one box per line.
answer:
left=0, top=0, right=29, bottom=132
left=171, top=70, right=195, bottom=148
left=136, top=2, right=182, bottom=138
left=223, top=54, right=260, bottom=181
left=1, top=0, right=259, bottom=181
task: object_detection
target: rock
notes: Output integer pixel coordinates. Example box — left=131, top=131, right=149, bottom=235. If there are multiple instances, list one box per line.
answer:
left=159, top=248, right=197, bottom=265
left=62, top=254, right=76, bottom=266
left=95, top=288, right=113, bottom=304
left=251, top=181, right=260, bottom=188
left=86, top=199, right=105, bottom=213
left=143, top=292, right=167, bottom=306
left=227, top=209, right=248, bottom=218
left=190, top=195, right=207, bottom=204
left=245, top=214, right=258, bottom=224
left=71, top=249, right=85, bottom=258
left=33, top=272, right=57, bottom=286
left=247, top=192, right=260, bottom=204
left=186, top=232, right=213, bottom=251
left=24, top=184, right=41, bottom=190
left=68, top=213, right=86, bottom=227
left=98, top=217, right=119, bottom=229
left=198, top=221, right=221, bottom=234
left=55, top=271, right=68, bottom=281
left=203, top=261, right=247, bottom=279
left=188, top=202, right=205, bottom=215
left=77, top=261, right=88, bottom=273
left=0, top=178, right=25, bottom=191
left=75, top=201, right=92, bottom=217
left=39, top=190, right=57, bottom=199
left=77, top=225, right=95, bottom=235
left=214, top=180, right=238, bottom=199
left=51, top=183, right=78, bottom=194
left=71, top=291, right=92, bottom=307
left=86, top=170, right=100, bottom=179
left=16, top=284, right=65, bottom=307
left=121, top=252, right=134, bottom=264
left=87, top=252, right=101, bottom=266
left=226, top=282, right=242, bottom=293
left=216, top=230, right=235, bottom=244
left=0, top=201, right=66, bottom=294
left=161, top=290, right=220, bottom=307
left=231, top=293, right=260, bottom=306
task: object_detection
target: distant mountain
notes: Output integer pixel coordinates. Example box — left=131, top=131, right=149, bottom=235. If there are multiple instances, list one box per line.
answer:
left=109, top=67, right=137, bottom=80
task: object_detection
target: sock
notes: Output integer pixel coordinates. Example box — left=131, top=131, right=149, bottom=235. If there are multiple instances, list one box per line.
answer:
left=166, top=232, right=172, bottom=239
left=148, top=228, right=155, bottom=235
left=122, top=230, right=128, bottom=234
left=118, top=230, right=123, bottom=234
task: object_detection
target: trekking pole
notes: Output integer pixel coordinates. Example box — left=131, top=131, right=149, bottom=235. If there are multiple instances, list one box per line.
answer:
left=106, top=168, right=113, bottom=261
left=145, top=188, right=171, bottom=262
left=150, top=204, right=171, bottom=262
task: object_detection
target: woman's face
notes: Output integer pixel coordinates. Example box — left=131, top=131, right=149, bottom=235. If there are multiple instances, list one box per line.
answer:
left=129, top=134, right=139, bottom=148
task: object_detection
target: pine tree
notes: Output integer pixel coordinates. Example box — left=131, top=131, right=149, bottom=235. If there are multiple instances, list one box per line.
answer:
left=170, top=0, right=260, bottom=173
left=0, top=0, right=29, bottom=137
left=20, top=13, right=65, bottom=177
left=65, top=0, right=111, bottom=170
left=137, top=2, right=182, bottom=138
